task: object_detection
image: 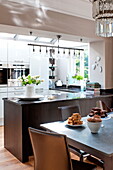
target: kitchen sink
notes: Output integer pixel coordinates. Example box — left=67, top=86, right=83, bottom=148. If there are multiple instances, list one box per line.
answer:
left=50, top=85, right=81, bottom=93
left=55, top=88, right=80, bottom=93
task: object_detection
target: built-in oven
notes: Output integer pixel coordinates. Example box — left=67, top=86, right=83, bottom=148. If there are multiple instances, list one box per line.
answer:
left=0, top=64, right=8, bottom=84
left=7, top=64, right=29, bottom=86
left=8, top=64, right=29, bottom=79
left=0, top=63, right=30, bottom=86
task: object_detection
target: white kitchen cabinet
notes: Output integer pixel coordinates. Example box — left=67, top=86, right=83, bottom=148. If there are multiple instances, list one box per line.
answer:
left=0, top=39, right=30, bottom=64
left=7, top=86, right=25, bottom=98
left=8, top=86, right=25, bottom=92
left=0, top=86, right=25, bottom=126
left=0, top=40, right=7, bottom=62
left=0, top=87, right=8, bottom=120
left=7, top=91, right=25, bottom=98
left=0, top=92, right=7, bottom=118
left=0, top=87, right=22, bottom=120
left=8, top=41, right=30, bottom=63
left=30, top=54, right=49, bottom=89
left=0, top=86, right=26, bottom=118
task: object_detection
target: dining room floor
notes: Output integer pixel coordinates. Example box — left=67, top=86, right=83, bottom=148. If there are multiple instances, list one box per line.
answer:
left=0, top=126, right=102, bottom=170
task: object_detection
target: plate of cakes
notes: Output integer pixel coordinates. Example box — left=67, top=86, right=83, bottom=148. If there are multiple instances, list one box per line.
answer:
left=65, top=113, right=85, bottom=127
left=88, top=107, right=111, bottom=120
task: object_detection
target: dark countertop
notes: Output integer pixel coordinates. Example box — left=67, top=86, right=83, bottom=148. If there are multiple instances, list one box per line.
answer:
left=50, top=85, right=81, bottom=93
left=51, top=85, right=113, bottom=95
left=3, top=89, right=113, bottom=105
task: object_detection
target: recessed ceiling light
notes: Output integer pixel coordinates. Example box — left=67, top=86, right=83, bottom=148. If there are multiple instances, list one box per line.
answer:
left=38, top=37, right=53, bottom=43
left=18, top=35, right=36, bottom=41
left=0, top=33, right=16, bottom=39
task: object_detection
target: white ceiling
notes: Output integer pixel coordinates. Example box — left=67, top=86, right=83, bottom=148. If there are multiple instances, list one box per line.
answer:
left=0, top=24, right=100, bottom=43
left=2, top=0, right=92, bottom=20
left=0, top=0, right=99, bottom=43
left=39, top=0, right=93, bottom=20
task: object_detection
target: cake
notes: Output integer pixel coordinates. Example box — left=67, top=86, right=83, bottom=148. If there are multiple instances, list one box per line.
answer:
left=89, top=107, right=107, bottom=118
left=67, top=113, right=83, bottom=125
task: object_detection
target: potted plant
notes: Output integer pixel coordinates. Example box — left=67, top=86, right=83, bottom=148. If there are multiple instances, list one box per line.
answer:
left=18, top=75, right=44, bottom=97
left=72, top=74, right=83, bottom=83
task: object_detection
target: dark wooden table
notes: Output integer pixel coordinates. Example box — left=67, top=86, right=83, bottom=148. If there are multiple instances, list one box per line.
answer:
left=41, top=116, right=113, bottom=170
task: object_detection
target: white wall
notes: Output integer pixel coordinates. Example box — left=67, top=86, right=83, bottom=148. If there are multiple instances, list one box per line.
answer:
left=90, top=39, right=113, bottom=89
left=89, top=41, right=105, bottom=88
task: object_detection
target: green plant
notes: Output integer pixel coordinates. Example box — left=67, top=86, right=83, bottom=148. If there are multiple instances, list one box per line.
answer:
left=76, top=75, right=83, bottom=80
left=72, top=74, right=83, bottom=81
left=72, top=74, right=77, bottom=79
left=18, top=75, right=44, bottom=86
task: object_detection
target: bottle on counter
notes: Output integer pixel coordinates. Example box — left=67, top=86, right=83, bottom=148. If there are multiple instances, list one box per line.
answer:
left=81, top=80, right=86, bottom=91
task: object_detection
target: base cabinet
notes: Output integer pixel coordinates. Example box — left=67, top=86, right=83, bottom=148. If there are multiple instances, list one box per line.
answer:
left=0, top=87, right=25, bottom=123
left=4, top=100, right=60, bottom=162
left=0, top=92, right=7, bottom=124
left=0, top=88, right=8, bottom=121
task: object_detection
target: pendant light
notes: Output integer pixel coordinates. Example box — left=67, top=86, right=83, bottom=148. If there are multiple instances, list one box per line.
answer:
left=33, top=45, right=35, bottom=52
left=56, top=35, right=61, bottom=58
left=90, top=0, right=113, bottom=37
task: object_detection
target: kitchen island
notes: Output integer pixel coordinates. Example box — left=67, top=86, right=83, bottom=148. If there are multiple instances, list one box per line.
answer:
left=3, top=90, right=113, bottom=162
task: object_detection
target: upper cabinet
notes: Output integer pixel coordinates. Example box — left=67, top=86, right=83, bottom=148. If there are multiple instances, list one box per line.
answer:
left=0, top=40, right=7, bottom=62
left=0, top=40, right=30, bottom=64
left=8, top=41, right=30, bottom=64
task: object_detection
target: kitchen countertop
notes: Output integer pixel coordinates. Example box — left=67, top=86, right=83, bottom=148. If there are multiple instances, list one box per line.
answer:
left=50, top=85, right=81, bottom=93
left=4, top=89, right=113, bottom=105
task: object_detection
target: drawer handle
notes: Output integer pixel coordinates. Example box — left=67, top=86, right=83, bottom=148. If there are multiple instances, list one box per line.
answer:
left=14, top=87, right=23, bottom=90
left=14, top=92, right=24, bottom=95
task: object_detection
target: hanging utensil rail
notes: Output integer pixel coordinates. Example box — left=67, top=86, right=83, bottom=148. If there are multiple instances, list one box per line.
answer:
left=28, top=43, right=84, bottom=51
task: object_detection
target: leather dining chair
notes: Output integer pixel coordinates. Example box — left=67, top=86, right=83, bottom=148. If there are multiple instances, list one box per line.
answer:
left=58, top=105, right=80, bottom=121
left=96, top=100, right=112, bottom=112
left=28, top=127, right=96, bottom=170
left=58, top=105, right=90, bottom=162
left=58, top=105, right=104, bottom=169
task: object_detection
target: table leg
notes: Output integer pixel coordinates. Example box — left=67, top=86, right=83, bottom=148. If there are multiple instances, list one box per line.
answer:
left=104, top=157, right=113, bottom=170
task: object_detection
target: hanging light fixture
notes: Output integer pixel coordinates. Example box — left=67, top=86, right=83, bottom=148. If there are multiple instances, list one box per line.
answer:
left=90, top=0, right=113, bottom=37
left=72, top=50, right=76, bottom=59
left=56, top=35, right=61, bottom=54
left=46, top=47, right=48, bottom=54
left=39, top=46, right=41, bottom=53
left=33, top=45, right=35, bottom=52
left=68, top=49, right=71, bottom=56
left=63, top=49, right=65, bottom=54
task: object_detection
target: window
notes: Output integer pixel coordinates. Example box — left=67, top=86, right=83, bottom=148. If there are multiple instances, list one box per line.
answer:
left=84, top=48, right=89, bottom=79
left=75, top=50, right=80, bottom=74
left=72, top=45, right=89, bottom=80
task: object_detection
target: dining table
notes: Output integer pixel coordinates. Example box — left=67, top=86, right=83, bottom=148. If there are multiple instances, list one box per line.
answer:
left=41, top=115, right=113, bottom=170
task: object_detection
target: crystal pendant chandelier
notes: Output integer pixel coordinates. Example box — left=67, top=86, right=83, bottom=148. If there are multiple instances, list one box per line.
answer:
left=90, top=0, right=113, bottom=37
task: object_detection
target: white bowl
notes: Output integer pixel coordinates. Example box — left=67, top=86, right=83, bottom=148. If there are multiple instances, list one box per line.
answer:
left=87, top=121, right=102, bottom=133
